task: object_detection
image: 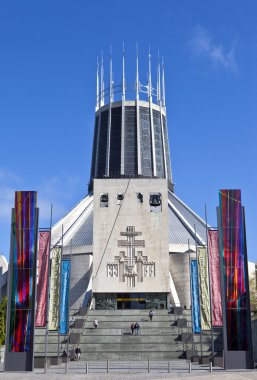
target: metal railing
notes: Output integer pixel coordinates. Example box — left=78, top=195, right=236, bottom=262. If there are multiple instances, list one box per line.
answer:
left=33, top=359, right=217, bottom=375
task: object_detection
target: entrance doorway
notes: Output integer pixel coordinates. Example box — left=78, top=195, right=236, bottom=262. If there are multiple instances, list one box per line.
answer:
left=117, top=294, right=146, bottom=309
left=95, top=293, right=167, bottom=309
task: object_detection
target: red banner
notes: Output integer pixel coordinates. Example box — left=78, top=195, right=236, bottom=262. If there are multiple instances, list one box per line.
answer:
left=208, top=230, right=223, bottom=327
left=35, top=231, right=50, bottom=327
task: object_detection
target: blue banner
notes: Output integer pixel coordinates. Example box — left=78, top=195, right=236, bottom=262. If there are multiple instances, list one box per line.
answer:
left=60, top=260, right=70, bottom=334
left=191, top=260, right=201, bottom=333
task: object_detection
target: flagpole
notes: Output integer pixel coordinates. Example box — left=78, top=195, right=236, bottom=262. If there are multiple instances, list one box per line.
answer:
left=194, top=224, right=203, bottom=359
left=205, top=204, right=215, bottom=358
left=188, top=239, right=195, bottom=355
left=44, top=204, right=53, bottom=373
left=65, top=239, right=72, bottom=373
left=57, top=224, right=64, bottom=360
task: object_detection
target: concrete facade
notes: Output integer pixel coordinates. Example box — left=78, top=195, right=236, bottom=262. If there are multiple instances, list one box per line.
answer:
left=45, top=183, right=209, bottom=311
left=169, top=252, right=193, bottom=309
left=62, top=252, right=92, bottom=310
left=93, top=178, right=169, bottom=294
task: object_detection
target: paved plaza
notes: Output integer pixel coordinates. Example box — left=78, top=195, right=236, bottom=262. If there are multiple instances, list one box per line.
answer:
left=0, top=361, right=257, bottom=379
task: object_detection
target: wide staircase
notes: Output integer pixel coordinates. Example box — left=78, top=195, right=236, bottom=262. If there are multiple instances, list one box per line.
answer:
left=34, top=308, right=223, bottom=361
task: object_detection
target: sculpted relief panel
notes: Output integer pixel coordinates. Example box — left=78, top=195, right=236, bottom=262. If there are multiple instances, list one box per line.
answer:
left=107, top=226, right=156, bottom=287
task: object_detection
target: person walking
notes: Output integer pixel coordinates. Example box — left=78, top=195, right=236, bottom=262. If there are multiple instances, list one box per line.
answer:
left=134, top=322, right=140, bottom=335
left=149, top=310, right=154, bottom=321
left=75, top=345, right=81, bottom=360
left=93, top=319, right=98, bottom=328
left=130, top=323, right=135, bottom=335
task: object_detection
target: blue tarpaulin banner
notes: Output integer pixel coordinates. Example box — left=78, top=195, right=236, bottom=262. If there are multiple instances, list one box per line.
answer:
left=191, top=260, right=201, bottom=333
left=60, top=260, right=70, bottom=334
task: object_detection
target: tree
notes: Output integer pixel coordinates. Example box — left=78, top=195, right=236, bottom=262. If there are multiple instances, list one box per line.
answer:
left=249, top=276, right=257, bottom=313
left=0, top=297, right=7, bottom=345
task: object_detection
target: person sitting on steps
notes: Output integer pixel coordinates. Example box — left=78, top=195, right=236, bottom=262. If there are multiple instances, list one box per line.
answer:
left=75, top=345, right=81, bottom=360
left=149, top=309, right=154, bottom=321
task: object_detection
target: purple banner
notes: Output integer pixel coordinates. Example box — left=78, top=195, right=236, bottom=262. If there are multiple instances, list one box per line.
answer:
left=208, top=230, right=223, bottom=327
left=35, top=231, right=50, bottom=327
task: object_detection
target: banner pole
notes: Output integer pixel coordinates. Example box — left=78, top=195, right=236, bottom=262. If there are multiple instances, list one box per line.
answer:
left=188, top=239, right=195, bottom=354
left=44, top=204, right=53, bottom=373
left=65, top=239, right=72, bottom=372
left=194, top=224, right=203, bottom=358
left=205, top=204, right=214, bottom=357
left=57, top=224, right=64, bottom=360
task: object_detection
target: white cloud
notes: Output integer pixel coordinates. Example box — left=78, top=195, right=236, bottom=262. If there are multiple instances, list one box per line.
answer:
left=38, top=175, right=83, bottom=222
left=37, top=196, right=66, bottom=224
left=0, top=169, right=19, bottom=182
left=0, top=168, right=86, bottom=258
left=0, top=168, right=84, bottom=224
left=0, top=170, right=20, bottom=222
left=0, top=185, right=16, bottom=222
left=189, top=25, right=238, bottom=72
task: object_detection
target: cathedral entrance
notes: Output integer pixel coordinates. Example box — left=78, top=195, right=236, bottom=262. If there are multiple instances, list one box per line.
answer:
left=117, top=294, right=146, bottom=309
left=95, top=293, right=167, bottom=309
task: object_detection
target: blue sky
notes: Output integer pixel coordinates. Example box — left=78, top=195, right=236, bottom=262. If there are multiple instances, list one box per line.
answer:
left=0, top=1, right=257, bottom=261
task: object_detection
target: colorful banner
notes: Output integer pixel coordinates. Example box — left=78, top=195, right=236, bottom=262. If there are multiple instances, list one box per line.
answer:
left=35, top=231, right=50, bottom=327
left=60, top=260, right=70, bottom=334
left=219, top=189, right=249, bottom=351
left=197, top=247, right=211, bottom=330
left=208, top=230, right=223, bottom=327
left=191, top=260, right=201, bottom=333
left=49, top=247, right=61, bottom=330
left=9, top=191, right=38, bottom=352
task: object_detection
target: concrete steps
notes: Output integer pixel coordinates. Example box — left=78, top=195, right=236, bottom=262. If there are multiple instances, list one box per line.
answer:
left=87, top=310, right=192, bottom=317
left=85, top=313, right=174, bottom=319
left=74, top=309, right=197, bottom=360
left=34, top=309, right=222, bottom=361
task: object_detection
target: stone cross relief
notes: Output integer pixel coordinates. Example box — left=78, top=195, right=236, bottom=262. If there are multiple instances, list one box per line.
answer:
left=107, top=226, right=155, bottom=287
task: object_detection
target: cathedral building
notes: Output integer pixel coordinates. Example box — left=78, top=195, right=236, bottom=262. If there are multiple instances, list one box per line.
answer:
left=50, top=49, right=208, bottom=312
left=3, top=49, right=254, bottom=368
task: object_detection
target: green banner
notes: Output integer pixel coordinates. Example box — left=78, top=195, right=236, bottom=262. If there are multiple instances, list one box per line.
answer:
left=49, top=247, right=61, bottom=330
left=197, top=247, right=211, bottom=330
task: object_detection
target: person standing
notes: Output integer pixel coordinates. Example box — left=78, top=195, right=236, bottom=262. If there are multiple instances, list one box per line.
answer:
left=149, top=310, right=154, bottom=321
left=130, top=323, right=135, bottom=335
left=134, top=322, right=140, bottom=335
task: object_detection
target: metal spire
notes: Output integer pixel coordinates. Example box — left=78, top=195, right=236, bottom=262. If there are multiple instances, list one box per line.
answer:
left=157, top=67, right=159, bottom=103
left=148, top=45, right=152, bottom=99
left=148, top=46, right=156, bottom=177
left=109, top=46, right=113, bottom=102
left=100, top=51, right=104, bottom=107
left=136, top=43, right=139, bottom=100
left=96, top=56, right=100, bottom=110
left=162, top=56, right=166, bottom=107
left=157, top=50, right=161, bottom=104
left=122, top=43, right=125, bottom=101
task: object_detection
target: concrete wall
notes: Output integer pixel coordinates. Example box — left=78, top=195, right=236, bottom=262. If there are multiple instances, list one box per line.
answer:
left=93, top=178, right=170, bottom=293
left=169, top=252, right=193, bottom=308
left=63, top=252, right=92, bottom=310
